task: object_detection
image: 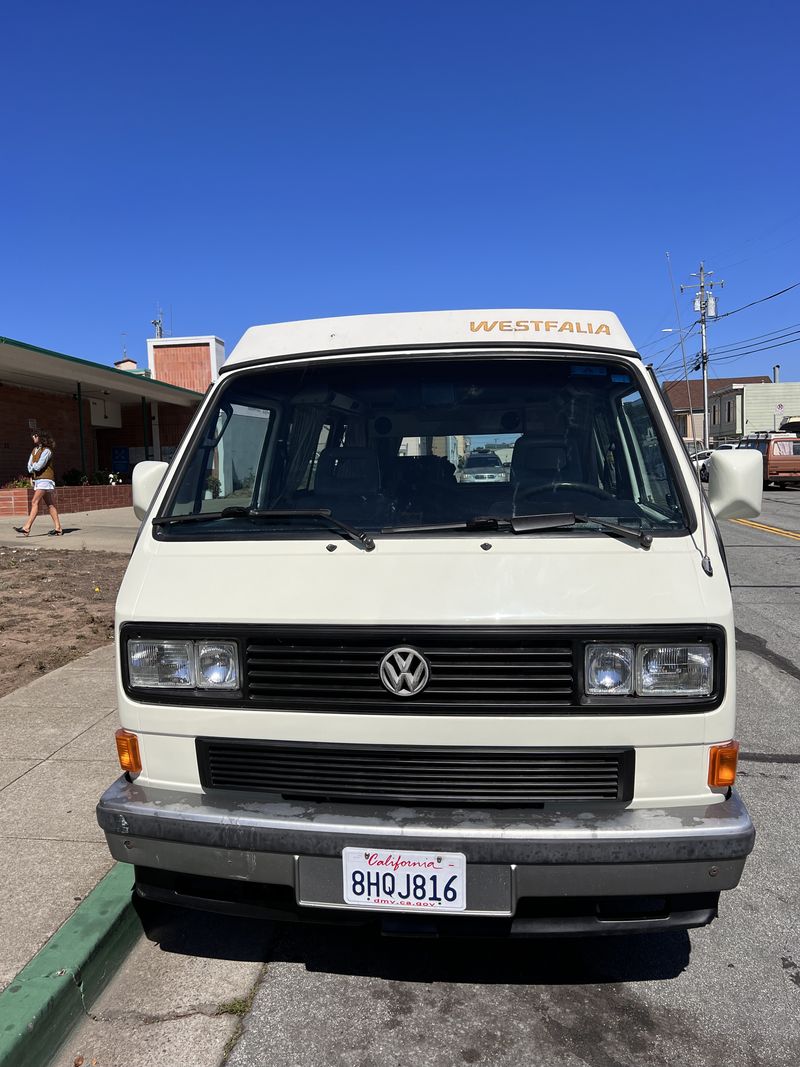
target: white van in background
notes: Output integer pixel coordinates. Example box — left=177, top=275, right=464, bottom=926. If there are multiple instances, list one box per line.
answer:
left=98, top=310, right=763, bottom=936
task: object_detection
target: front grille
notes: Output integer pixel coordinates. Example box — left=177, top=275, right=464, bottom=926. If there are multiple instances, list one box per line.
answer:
left=197, top=739, right=634, bottom=805
left=245, top=628, right=576, bottom=713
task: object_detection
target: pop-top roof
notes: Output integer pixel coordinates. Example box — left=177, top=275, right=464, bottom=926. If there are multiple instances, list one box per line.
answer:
left=225, top=310, right=637, bottom=367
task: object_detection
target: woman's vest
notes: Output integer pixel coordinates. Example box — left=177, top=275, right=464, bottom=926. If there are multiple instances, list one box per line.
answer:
left=31, top=446, right=55, bottom=482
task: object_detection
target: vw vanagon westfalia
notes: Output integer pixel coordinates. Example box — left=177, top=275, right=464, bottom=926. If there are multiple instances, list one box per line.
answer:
left=97, top=310, right=763, bottom=936
left=737, top=434, right=800, bottom=490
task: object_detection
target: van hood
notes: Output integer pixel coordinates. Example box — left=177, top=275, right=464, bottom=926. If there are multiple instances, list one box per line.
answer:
left=119, top=533, right=731, bottom=628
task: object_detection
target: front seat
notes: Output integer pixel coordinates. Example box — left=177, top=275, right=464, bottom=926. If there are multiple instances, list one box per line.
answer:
left=510, top=435, right=580, bottom=511
left=311, top=446, right=385, bottom=522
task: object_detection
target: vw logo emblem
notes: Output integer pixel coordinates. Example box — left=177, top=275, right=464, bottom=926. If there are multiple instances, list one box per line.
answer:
left=379, top=647, right=430, bottom=697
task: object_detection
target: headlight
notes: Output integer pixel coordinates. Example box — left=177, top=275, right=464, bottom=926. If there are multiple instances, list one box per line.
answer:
left=637, top=644, right=713, bottom=697
left=127, top=639, right=240, bottom=690
left=195, top=641, right=239, bottom=689
left=585, top=645, right=634, bottom=695
left=128, top=640, right=195, bottom=688
left=584, top=642, right=713, bottom=698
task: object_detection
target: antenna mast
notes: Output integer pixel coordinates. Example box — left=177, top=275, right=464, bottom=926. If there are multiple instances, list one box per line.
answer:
left=151, top=304, right=164, bottom=339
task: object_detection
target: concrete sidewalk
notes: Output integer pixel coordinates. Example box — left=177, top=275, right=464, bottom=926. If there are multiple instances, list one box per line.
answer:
left=0, top=506, right=264, bottom=1066
left=1, top=506, right=141, bottom=554
left=0, top=509, right=142, bottom=1064
left=0, top=645, right=122, bottom=994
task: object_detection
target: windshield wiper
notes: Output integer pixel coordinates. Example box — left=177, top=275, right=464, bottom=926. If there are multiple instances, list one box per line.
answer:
left=152, top=506, right=251, bottom=527
left=382, top=512, right=652, bottom=548
left=636, top=496, right=682, bottom=521
left=576, top=514, right=652, bottom=549
left=153, top=507, right=375, bottom=551
left=381, top=513, right=578, bottom=535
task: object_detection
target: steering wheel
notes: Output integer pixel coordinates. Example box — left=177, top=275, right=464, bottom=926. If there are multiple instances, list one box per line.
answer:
left=515, top=481, right=616, bottom=501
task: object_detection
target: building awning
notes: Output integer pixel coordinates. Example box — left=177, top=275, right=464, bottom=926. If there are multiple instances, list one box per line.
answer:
left=0, top=336, right=203, bottom=407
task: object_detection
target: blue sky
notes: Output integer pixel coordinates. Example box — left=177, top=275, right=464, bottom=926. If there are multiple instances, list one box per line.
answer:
left=3, top=1, right=799, bottom=384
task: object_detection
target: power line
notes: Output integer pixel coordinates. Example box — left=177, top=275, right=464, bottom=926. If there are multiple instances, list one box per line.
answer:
left=651, top=286, right=800, bottom=376
left=708, top=335, right=800, bottom=363
left=652, top=328, right=699, bottom=375
left=714, top=232, right=800, bottom=273
left=706, top=322, right=800, bottom=354
left=647, top=270, right=800, bottom=387
left=716, top=282, right=800, bottom=320
left=649, top=325, right=700, bottom=368
left=647, top=327, right=699, bottom=361
left=707, top=208, right=800, bottom=266
left=708, top=334, right=800, bottom=366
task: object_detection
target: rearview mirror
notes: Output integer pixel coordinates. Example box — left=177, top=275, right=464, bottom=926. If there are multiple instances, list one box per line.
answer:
left=132, top=461, right=168, bottom=520
left=707, top=449, right=762, bottom=520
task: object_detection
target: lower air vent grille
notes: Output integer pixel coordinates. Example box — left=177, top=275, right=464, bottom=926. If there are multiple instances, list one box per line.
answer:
left=197, top=739, right=634, bottom=806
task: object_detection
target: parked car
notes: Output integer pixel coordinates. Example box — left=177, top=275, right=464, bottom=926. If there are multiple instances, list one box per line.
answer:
left=690, top=448, right=713, bottom=482
left=459, top=449, right=508, bottom=484
left=692, top=444, right=735, bottom=483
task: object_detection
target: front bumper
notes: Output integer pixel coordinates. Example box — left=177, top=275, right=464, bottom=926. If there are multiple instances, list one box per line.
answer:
left=98, top=777, right=755, bottom=935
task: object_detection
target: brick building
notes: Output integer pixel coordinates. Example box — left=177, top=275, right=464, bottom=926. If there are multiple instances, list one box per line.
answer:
left=147, top=335, right=225, bottom=393
left=662, top=376, right=771, bottom=446
left=0, top=335, right=218, bottom=487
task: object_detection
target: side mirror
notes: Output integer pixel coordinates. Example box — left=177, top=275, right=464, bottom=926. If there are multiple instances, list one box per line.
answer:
left=132, top=461, right=169, bottom=520
left=707, top=449, right=762, bottom=520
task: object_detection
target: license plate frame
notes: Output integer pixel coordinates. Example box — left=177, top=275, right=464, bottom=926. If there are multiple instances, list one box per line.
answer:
left=342, top=847, right=467, bottom=912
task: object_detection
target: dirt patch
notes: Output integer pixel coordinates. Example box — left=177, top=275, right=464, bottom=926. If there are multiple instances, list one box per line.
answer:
left=0, top=546, right=129, bottom=699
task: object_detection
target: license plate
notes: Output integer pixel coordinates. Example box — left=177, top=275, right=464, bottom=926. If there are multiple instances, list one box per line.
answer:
left=342, top=847, right=467, bottom=912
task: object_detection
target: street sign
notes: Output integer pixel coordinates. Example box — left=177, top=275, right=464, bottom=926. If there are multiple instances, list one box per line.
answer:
left=775, top=403, right=784, bottom=414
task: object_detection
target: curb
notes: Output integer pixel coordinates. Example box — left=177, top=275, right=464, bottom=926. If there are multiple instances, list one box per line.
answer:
left=0, top=863, right=141, bottom=1067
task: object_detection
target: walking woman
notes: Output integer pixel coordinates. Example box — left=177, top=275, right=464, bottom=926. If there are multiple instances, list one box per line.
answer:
left=15, top=430, right=63, bottom=536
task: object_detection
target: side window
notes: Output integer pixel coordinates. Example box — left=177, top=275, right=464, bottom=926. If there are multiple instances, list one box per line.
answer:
left=171, top=403, right=273, bottom=515
left=208, top=404, right=272, bottom=506
left=618, top=392, right=673, bottom=510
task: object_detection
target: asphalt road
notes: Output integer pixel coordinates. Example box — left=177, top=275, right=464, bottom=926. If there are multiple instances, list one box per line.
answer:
left=227, top=490, right=800, bottom=1067
left=57, top=491, right=800, bottom=1067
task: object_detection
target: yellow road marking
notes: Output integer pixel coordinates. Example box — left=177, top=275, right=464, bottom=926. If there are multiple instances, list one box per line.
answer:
left=731, top=518, right=800, bottom=541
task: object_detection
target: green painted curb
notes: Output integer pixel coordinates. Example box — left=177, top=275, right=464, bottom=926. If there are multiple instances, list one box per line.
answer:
left=0, top=863, right=141, bottom=1067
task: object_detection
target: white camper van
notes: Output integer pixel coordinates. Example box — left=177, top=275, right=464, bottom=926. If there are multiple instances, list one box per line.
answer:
left=98, top=310, right=763, bottom=936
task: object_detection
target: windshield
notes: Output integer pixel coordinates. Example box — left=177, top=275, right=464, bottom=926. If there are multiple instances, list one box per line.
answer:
left=738, top=440, right=768, bottom=454
left=159, top=357, right=688, bottom=537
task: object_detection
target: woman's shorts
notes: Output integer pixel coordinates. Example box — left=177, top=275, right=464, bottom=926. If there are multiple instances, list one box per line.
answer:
left=32, top=480, right=56, bottom=491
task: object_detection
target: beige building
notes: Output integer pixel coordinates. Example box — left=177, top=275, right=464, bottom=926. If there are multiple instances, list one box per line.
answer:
left=709, top=380, right=800, bottom=440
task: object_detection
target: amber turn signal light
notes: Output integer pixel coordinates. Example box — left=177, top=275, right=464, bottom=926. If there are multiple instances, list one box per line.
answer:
left=708, top=740, right=739, bottom=788
left=115, top=729, right=142, bottom=775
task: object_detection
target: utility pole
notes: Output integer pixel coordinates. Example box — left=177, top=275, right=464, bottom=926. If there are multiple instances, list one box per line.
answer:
left=681, top=263, right=723, bottom=448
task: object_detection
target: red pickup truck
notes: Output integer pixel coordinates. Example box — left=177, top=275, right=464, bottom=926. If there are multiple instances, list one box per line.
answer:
left=737, top=436, right=800, bottom=489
